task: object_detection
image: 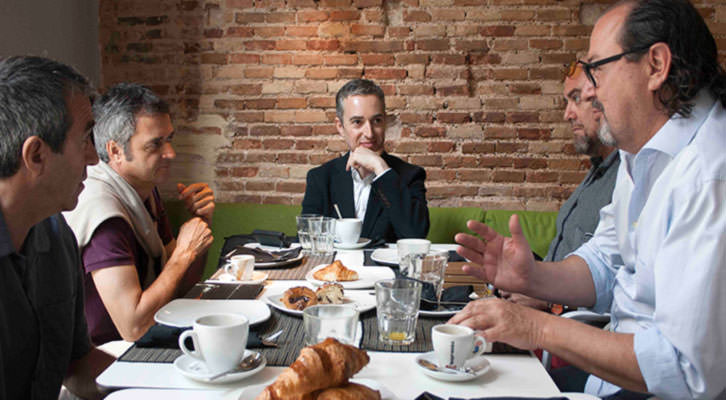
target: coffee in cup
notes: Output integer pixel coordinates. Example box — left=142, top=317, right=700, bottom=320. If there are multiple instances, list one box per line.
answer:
left=431, top=324, right=488, bottom=370
left=335, top=218, right=362, bottom=245
left=178, top=313, right=249, bottom=374
left=225, top=254, right=255, bottom=280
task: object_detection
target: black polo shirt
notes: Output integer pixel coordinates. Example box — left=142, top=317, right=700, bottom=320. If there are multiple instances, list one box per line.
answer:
left=0, top=211, right=91, bottom=400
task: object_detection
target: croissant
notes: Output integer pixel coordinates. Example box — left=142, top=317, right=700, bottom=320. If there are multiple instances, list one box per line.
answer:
left=256, top=338, right=370, bottom=400
left=315, top=383, right=381, bottom=400
left=312, top=261, right=359, bottom=282
left=281, top=286, right=318, bottom=310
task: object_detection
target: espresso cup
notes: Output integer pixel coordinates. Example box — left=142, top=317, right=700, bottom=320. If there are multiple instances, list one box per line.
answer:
left=431, top=324, right=488, bottom=370
left=335, top=218, right=362, bottom=244
left=178, top=313, right=249, bottom=374
left=224, top=254, right=255, bottom=281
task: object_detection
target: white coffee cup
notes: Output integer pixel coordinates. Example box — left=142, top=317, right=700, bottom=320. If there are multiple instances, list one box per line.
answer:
left=431, top=324, right=488, bottom=370
left=178, top=313, right=249, bottom=374
left=335, top=218, right=362, bottom=244
left=224, top=254, right=255, bottom=281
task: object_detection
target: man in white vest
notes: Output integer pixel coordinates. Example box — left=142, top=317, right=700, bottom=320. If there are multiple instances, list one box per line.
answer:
left=64, top=83, right=214, bottom=344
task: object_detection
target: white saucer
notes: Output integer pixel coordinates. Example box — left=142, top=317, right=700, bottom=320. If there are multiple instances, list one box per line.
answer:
left=415, top=352, right=490, bottom=382
left=173, top=350, right=266, bottom=384
left=418, top=307, right=461, bottom=317
left=207, top=271, right=268, bottom=284
left=334, top=238, right=371, bottom=250
left=369, top=248, right=398, bottom=266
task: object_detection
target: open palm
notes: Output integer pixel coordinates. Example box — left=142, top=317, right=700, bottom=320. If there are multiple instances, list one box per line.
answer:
left=454, top=214, right=536, bottom=293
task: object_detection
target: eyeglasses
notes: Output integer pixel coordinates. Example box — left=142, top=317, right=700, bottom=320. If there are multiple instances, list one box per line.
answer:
left=564, top=60, right=581, bottom=79
left=577, top=44, right=652, bottom=88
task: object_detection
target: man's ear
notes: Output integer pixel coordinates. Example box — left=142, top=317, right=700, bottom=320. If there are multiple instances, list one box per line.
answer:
left=335, top=117, right=345, bottom=137
left=106, top=140, right=123, bottom=163
left=646, top=42, right=672, bottom=92
left=20, top=136, right=47, bottom=177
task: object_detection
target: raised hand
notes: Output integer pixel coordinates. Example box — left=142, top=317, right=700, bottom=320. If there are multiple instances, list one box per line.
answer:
left=177, top=182, right=215, bottom=224
left=345, top=147, right=389, bottom=177
left=454, top=214, right=537, bottom=294
left=175, top=217, right=213, bottom=260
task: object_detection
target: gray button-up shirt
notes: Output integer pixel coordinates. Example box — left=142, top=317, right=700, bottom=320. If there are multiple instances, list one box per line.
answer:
left=0, top=211, right=91, bottom=400
left=544, top=150, right=620, bottom=262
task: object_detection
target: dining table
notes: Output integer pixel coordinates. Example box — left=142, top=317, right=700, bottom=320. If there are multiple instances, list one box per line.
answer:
left=95, top=243, right=599, bottom=400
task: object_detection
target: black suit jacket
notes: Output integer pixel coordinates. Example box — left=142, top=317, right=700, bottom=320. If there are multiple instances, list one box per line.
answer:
left=301, top=152, right=430, bottom=243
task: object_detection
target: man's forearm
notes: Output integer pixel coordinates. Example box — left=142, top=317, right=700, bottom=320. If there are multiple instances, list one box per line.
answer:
left=527, top=255, right=597, bottom=307
left=64, top=347, right=116, bottom=400
left=539, top=313, right=647, bottom=392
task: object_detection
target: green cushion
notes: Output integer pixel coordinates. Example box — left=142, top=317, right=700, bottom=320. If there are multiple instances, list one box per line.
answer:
left=484, top=209, right=558, bottom=259
left=426, top=207, right=486, bottom=244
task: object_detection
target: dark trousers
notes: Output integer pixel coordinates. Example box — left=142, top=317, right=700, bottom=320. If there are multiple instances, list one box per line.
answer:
left=550, top=366, right=652, bottom=400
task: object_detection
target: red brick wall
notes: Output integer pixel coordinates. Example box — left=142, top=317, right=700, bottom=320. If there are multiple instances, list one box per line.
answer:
left=99, top=0, right=726, bottom=211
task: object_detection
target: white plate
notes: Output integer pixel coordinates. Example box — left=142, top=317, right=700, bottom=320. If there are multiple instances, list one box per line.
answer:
left=334, top=238, right=371, bottom=250
left=154, top=299, right=271, bottom=327
left=242, top=243, right=304, bottom=268
left=419, top=308, right=461, bottom=317
left=369, top=248, right=399, bottom=266
left=264, top=289, right=377, bottom=316
left=415, top=352, right=490, bottom=382
left=306, top=265, right=395, bottom=289
left=173, top=350, right=266, bottom=384
left=238, top=378, right=398, bottom=400
left=206, top=271, right=268, bottom=284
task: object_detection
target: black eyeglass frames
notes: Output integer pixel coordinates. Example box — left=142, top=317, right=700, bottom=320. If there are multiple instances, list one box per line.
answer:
left=577, top=44, right=653, bottom=88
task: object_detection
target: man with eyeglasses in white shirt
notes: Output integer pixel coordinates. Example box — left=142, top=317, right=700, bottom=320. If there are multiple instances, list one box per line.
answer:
left=450, top=1, right=726, bottom=399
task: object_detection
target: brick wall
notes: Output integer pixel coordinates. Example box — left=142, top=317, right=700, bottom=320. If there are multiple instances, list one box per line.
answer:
left=99, top=0, right=726, bottom=211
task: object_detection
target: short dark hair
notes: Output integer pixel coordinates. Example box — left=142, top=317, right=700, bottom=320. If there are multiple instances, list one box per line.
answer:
left=335, top=79, right=386, bottom=122
left=93, top=82, right=170, bottom=162
left=0, top=56, right=90, bottom=178
left=615, top=0, right=726, bottom=117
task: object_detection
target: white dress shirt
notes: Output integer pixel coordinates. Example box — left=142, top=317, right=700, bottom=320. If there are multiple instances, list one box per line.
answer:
left=351, top=167, right=390, bottom=220
left=573, top=92, right=726, bottom=399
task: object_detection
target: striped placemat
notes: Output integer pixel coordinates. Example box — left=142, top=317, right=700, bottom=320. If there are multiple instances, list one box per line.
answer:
left=264, top=253, right=335, bottom=280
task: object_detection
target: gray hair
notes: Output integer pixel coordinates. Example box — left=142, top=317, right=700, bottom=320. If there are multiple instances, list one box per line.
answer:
left=93, top=82, right=169, bottom=162
left=0, top=56, right=91, bottom=178
left=335, top=79, right=386, bottom=122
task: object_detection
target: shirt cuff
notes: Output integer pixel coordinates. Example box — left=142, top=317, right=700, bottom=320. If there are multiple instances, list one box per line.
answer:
left=634, top=327, right=692, bottom=398
left=372, top=168, right=391, bottom=182
left=571, top=241, right=612, bottom=313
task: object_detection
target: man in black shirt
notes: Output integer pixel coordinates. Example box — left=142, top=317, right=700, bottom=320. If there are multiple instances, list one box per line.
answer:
left=0, top=56, right=114, bottom=399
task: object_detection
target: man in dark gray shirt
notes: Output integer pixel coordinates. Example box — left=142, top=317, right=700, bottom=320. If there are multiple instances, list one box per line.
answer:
left=504, top=63, right=619, bottom=311
left=0, top=56, right=115, bottom=399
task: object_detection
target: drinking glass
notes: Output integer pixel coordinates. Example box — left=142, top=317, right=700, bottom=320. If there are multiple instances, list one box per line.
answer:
left=412, top=250, right=448, bottom=310
left=311, top=217, right=335, bottom=256
left=396, top=239, right=431, bottom=277
left=303, top=304, right=359, bottom=346
left=296, top=214, right=321, bottom=253
left=375, top=278, right=422, bottom=345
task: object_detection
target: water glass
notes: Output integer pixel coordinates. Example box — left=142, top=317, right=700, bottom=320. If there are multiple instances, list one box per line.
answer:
left=303, top=304, right=359, bottom=346
left=310, top=217, right=335, bottom=255
left=396, top=239, right=431, bottom=277
left=412, top=250, right=448, bottom=309
left=296, top=214, right=321, bottom=252
left=375, top=278, right=422, bottom=345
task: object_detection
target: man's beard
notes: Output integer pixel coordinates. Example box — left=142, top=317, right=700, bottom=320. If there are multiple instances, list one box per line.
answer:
left=592, top=99, right=617, bottom=147
left=573, top=133, right=596, bottom=155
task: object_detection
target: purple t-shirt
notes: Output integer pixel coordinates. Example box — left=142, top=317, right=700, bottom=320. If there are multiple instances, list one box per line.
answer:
left=81, top=188, right=173, bottom=345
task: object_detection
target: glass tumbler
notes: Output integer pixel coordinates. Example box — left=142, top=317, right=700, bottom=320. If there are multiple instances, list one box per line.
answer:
left=375, top=278, right=422, bottom=345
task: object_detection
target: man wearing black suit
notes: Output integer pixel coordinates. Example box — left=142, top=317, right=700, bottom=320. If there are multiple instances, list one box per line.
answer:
left=301, top=79, right=429, bottom=243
